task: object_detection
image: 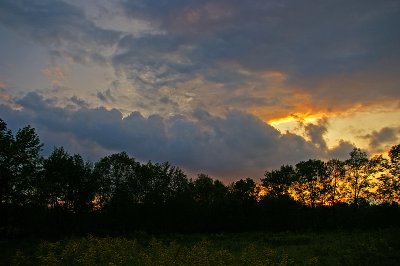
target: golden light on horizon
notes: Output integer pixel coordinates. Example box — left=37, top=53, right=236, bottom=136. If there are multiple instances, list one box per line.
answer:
left=268, top=113, right=320, bottom=126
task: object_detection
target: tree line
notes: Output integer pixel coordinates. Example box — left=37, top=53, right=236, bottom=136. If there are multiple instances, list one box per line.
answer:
left=1, top=118, right=399, bottom=237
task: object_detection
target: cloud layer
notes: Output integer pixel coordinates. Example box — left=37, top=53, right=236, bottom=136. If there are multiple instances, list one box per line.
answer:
left=1, top=92, right=356, bottom=181
left=1, top=0, right=399, bottom=119
left=1, top=1, right=399, bottom=180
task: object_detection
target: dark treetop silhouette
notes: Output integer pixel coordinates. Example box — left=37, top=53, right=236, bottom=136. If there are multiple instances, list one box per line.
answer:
left=0, top=118, right=399, bottom=237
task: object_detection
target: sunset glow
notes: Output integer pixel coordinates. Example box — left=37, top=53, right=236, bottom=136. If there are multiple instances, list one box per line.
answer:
left=0, top=0, right=399, bottom=181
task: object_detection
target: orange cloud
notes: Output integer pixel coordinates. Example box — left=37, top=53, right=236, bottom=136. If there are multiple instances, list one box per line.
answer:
left=0, top=81, right=6, bottom=89
left=247, top=67, right=399, bottom=127
left=41, top=65, right=69, bottom=86
left=0, top=81, right=20, bottom=109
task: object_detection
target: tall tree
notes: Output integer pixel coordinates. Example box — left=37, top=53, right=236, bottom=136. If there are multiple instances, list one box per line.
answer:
left=93, top=152, right=140, bottom=209
left=0, top=118, right=13, bottom=205
left=231, top=178, right=258, bottom=203
left=9, top=125, right=43, bottom=205
left=41, top=147, right=94, bottom=213
left=262, top=165, right=295, bottom=198
left=376, top=144, right=400, bottom=204
left=345, top=148, right=379, bottom=208
left=192, top=174, right=228, bottom=206
left=325, top=159, right=346, bottom=205
left=140, top=161, right=189, bottom=205
left=293, top=159, right=328, bottom=207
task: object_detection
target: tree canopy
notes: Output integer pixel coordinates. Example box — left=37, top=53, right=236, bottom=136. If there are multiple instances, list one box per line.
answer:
left=0, top=117, right=399, bottom=236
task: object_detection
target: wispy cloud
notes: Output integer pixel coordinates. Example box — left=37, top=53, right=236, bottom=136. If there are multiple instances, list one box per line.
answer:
left=0, top=0, right=121, bottom=64
left=40, top=65, right=69, bottom=86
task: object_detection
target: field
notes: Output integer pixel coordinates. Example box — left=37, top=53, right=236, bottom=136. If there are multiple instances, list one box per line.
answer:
left=2, top=228, right=400, bottom=265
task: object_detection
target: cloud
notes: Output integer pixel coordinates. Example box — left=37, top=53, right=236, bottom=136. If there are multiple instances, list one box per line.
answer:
left=120, top=0, right=399, bottom=74
left=0, top=81, right=6, bottom=89
left=0, top=1, right=398, bottom=182
left=0, top=82, right=9, bottom=103
left=112, top=0, right=400, bottom=119
left=0, top=92, right=359, bottom=182
left=0, top=0, right=121, bottom=64
left=0, top=84, right=22, bottom=110
left=366, top=127, right=400, bottom=153
left=0, top=88, right=13, bottom=104
left=2, top=0, right=399, bottom=121
left=327, top=140, right=356, bottom=160
left=41, top=65, right=69, bottom=86
left=97, top=88, right=115, bottom=103
left=69, top=96, right=89, bottom=109
left=304, top=118, right=329, bottom=150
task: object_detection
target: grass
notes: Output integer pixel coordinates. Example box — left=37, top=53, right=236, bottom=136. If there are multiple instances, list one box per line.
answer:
left=1, top=228, right=399, bottom=265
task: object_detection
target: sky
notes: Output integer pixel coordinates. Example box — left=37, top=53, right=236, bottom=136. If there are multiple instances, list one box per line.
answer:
left=0, top=0, right=399, bottom=182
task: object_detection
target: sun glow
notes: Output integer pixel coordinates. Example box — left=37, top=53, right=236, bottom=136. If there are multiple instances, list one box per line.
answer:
left=269, top=113, right=320, bottom=126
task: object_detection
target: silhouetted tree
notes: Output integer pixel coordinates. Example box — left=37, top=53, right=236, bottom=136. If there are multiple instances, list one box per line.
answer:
left=1, top=117, right=399, bottom=235
left=231, top=178, right=258, bottom=203
left=9, top=125, right=43, bottom=205
left=41, top=147, right=94, bottom=213
left=193, top=174, right=220, bottom=205
left=292, top=159, right=328, bottom=207
left=229, top=178, right=260, bottom=229
left=0, top=118, right=13, bottom=206
left=376, top=144, right=400, bottom=204
left=190, top=174, right=231, bottom=231
left=262, top=165, right=295, bottom=198
left=325, top=159, right=346, bottom=205
left=0, top=119, right=14, bottom=228
left=345, top=148, right=380, bottom=208
left=140, top=161, right=189, bottom=205
left=93, top=152, right=140, bottom=209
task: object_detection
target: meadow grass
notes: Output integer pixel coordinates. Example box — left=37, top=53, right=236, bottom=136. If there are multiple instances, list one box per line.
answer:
left=2, top=228, right=399, bottom=265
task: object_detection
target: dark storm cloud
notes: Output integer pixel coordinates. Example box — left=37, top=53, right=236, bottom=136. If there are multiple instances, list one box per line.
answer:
left=113, top=0, right=400, bottom=112
left=2, top=0, right=399, bottom=113
left=0, top=0, right=121, bottom=64
left=120, top=0, right=399, bottom=75
left=0, top=92, right=354, bottom=181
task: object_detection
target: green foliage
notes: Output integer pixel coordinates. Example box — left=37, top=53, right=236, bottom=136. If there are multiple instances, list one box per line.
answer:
left=8, top=229, right=400, bottom=266
left=239, top=244, right=292, bottom=266
left=9, top=235, right=290, bottom=266
left=0, top=119, right=43, bottom=205
left=11, top=249, right=29, bottom=266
